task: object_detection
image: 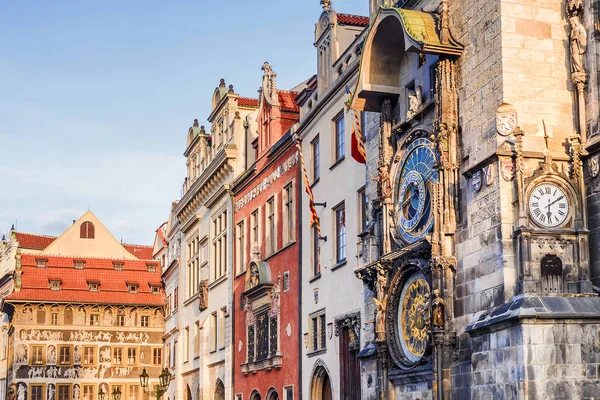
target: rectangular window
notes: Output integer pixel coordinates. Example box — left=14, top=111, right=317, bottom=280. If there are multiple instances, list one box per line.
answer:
left=173, top=341, right=177, bottom=367
left=127, top=348, right=137, bottom=365
left=184, top=327, right=190, bottom=363
left=31, top=345, right=44, bottom=366
left=113, top=347, right=123, bottom=366
left=251, top=209, right=259, bottom=247
left=83, top=386, right=95, bottom=400
left=89, top=314, right=99, bottom=326
left=174, top=287, right=179, bottom=311
left=312, top=225, right=320, bottom=276
left=212, top=211, right=228, bottom=280
left=194, top=322, right=200, bottom=358
left=266, top=197, right=276, bottom=255
left=83, top=346, right=95, bottom=365
left=237, top=220, right=245, bottom=275
left=283, top=182, right=295, bottom=244
left=153, top=348, right=162, bottom=365
left=309, top=311, right=326, bottom=352
left=51, top=313, right=58, bottom=325
left=187, top=235, right=200, bottom=298
left=284, top=386, right=294, bottom=400
left=140, top=315, right=149, bottom=327
left=58, top=346, right=72, bottom=366
left=116, top=314, right=125, bottom=327
left=311, top=136, right=320, bottom=182
left=219, top=308, right=226, bottom=350
left=334, top=114, right=345, bottom=161
left=165, top=295, right=171, bottom=316
left=30, top=385, right=44, bottom=400
left=128, top=385, right=139, bottom=400
left=358, top=187, right=368, bottom=232
left=334, top=203, right=347, bottom=264
left=57, top=385, right=70, bottom=400
left=210, top=312, right=217, bottom=352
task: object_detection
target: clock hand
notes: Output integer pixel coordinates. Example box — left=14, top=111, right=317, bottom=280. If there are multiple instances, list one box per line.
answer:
left=547, top=211, right=552, bottom=223
left=401, top=185, right=419, bottom=208
left=546, top=195, right=564, bottom=209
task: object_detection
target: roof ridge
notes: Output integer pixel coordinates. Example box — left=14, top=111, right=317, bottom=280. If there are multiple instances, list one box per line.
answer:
left=20, top=253, right=158, bottom=263
left=15, top=232, right=57, bottom=239
left=337, top=12, right=368, bottom=17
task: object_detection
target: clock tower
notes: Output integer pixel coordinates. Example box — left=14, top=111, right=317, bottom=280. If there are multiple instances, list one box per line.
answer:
left=351, top=0, right=600, bottom=399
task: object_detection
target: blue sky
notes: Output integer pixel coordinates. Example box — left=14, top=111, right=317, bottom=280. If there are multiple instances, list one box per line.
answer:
left=0, top=0, right=368, bottom=245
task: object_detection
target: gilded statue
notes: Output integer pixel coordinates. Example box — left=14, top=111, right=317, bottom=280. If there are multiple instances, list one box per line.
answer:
left=373, top=165, right=392, bottom=199
left=431, top=289, right=446, bottom=330
left=373, top=294, right=388, bottom=342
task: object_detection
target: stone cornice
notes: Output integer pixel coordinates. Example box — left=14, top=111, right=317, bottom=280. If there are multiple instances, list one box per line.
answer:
left=175, top=144, right=237, bottom=224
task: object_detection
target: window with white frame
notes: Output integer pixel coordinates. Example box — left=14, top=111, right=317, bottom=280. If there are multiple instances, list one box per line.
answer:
left=184, top=327, right=189, bottom=363
left=212, top=211, right=228, bottom=280
left=358, top=186, right=368, bottom=232
left=187, top=235, right=200, bottom=298
left=194, top=322, right=200, bottom=358
left=334, top=113, right=345, bottom=161
left=312, top=225, right=320, bottom=277
left=283, top=182, right=295, bottom=244
left=219, top=308, right=226, bottom=350
left=237, top=220, right=246, bottom=275
left=266, top=196, right=276, bottom=256
left=309, top=310, right=326, bottom=352
left=210, top=312, right=218, bottom=352
left=311, top=135, right=320, bottom=182
left=334, top=203, right=346, bottom=264
left=251, top=209, right=259, bottom=247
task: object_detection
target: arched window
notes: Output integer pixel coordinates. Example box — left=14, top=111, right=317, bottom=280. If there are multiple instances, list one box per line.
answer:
left=36, top=305, right=46, bottom=324
left=80, top=222, right=95, bottom=239
left=64, top=306, right=73, bottom=325
left=266, top=388, right=279, bottom=400
left=250, top=391, right=261, bottom=400
left=541, top=255, right=563, bottom=294
left=214, top=380, right=225, bottom=400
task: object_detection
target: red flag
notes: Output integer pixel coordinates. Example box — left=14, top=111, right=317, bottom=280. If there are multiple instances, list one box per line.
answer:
left=351, top=110, right=366, bottom=164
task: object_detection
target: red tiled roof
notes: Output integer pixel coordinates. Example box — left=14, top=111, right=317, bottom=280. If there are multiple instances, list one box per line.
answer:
left=14, top=232, right=56, bottom=250
left=238, top=97, right=259, bottom=108
left=123, top=244, right=154, bottom=259
left=156, top=227, right=167, bottom=246
left=278, top=91, right=300, bottom=113
left=4, top=254, right=163, bottom=306
left=337, top=13, right=370, bottom=27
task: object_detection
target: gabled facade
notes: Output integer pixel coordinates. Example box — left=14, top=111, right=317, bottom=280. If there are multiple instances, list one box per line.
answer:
left=1, top=211, right=165, bottom=400
left=171, top=80, right=259, bottom=400
left=232, top=62, right=301, bottom=400
left=295, top=3, right=369, bottom=399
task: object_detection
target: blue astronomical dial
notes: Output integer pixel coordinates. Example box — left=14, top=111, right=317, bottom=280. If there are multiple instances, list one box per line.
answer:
left=394, top=137, right=439, bottom=243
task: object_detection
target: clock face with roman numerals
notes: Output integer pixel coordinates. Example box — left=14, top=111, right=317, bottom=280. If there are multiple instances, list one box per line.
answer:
left=528, top=183, right=569, bottom=228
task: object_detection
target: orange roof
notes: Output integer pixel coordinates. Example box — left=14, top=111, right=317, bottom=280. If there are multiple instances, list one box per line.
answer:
left=238, top=97, right=259, bottom=108
left=14, top=232, right=56, bottom=250
left=337, top=13, right=370, bottom=27
left=4, top=254, right=163, bottom=306
left=123, top=244, right=154, bottom=259
left=278, top=91, right=300, bottom=113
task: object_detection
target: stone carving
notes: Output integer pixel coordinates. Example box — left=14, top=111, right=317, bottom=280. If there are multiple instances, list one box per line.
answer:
left=100, top=347, right=111, bottom=362
left=79, top=367, right=97, bottom=379
left=17, top=383, right=26, bottom=400
left=500, top=159, right=516, bottom=181
left=248, top=264, right=260, bottom=289
left=406, top=87, right=422, bottom=120
left=47, top=366, right=61, bottom=379
left=483, top=164, right=495, bottom=186
left=373, top=295, right=388, bottom=342
left=73, top=385, right=80, bottom=400
left=111, top=367, right=133, bottom=377
left=373, top=165, right=392, bottom=199
left=495, top=103, right=517, bottom=136
left=69, top=330, right=111, bottom=342
left=198, top=279, right=209, bottom=311
left=15, top=345, right=27, bottom=363
left=47, top=345, right=56, bottom=364
left=334, top=311, right=361, bottom=351
left=7, top=384, right=16, bottom=400
left=21, top=329, right=64, bottom=341
left=47, top=384, right=55, bottom=400
left=472, top=170, right=482, bottom=191
left=431, top=289, right=446, bottom=331
left=74, top=346, right=81, bottom=364
left=569, top=15, right=587, bottom=74
left=320, top=0, right=331, bottom=11
left=28, top=368, right=45, bottom=378
left=63, top=367, right=78, bottom=379
left=589, top=156, right=599, bottom=178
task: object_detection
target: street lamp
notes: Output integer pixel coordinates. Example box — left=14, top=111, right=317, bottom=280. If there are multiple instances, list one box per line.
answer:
left=98, top=389, right=107, bottom=400
left=111, top=387, right=122, bottom=400
left=139, top=367, right=172, bottom=400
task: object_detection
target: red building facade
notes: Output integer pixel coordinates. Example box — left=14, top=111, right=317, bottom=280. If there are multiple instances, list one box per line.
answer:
left=232, top=63, right=301, bottom=400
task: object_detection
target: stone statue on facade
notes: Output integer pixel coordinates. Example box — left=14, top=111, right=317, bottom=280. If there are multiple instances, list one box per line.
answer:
left=17, top=384, right=25, bottom=400
left=373, top=165, right=392, bottom=199
left=47, top=345, right=56, bottom=364
left=569, top=15, right=587, bottom=74
left=373, top=295, right=388, bottom=342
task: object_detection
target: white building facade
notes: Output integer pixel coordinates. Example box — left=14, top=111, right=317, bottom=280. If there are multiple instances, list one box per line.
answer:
left=296, top=5, right=369, bottom=399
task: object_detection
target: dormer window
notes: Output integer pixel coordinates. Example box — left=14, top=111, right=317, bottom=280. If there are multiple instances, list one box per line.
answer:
left=113, top=262, right=124, bottom=271
left=49, top=279, right=61, bottom=291
left=146, top=263, right=157, bottom=272
left=74, top=260, right=85, bottom=270
left=127, top=283, right=139, bottom=294
left=80, top=221, right=95, bottom=239
left=88, top=281, right=100, bottom=292
left=150, top=285, right=161, bottom=295
left=36, top=258, right=47, bottom=268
